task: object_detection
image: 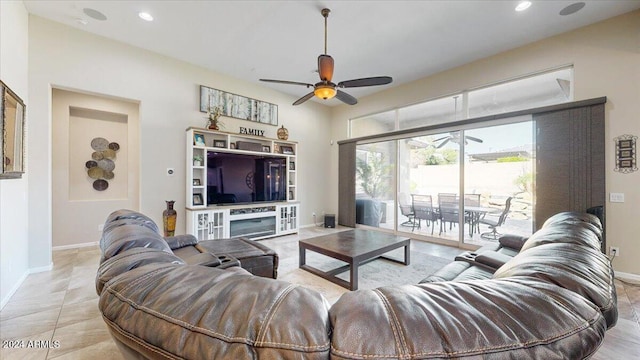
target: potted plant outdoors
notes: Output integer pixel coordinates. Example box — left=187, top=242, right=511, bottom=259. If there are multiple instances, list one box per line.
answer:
left=355, top=152, right=392, bottom=226
left=193, top=154, right=203, bottom=167
left=206, top=105, right=225, bottom=130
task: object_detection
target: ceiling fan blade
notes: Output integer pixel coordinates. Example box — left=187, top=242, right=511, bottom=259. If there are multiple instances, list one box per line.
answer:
left=437, top=138, right=450, bottom=148
left=318, top=55, right=334, bottom=82
left=465, top=136, right=483, bottom=143
left=338, top=76, right=393, bottom=88
left=292, top=92, right=315, bottom=106
left=260, top=79, right=313, bottom=87
left=335, top=90, right=357, bottom=105
left=433, top=136, right=450, bottom=142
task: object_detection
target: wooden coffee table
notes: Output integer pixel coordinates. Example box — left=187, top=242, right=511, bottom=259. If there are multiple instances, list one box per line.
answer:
left=299, top=229, right=410, bottom=290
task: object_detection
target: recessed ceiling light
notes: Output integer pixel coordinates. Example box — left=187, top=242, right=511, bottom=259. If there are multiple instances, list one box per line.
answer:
left=559, top=2, right=586, bottom=16
left=83, top=8, right=107, bottom=21
left=138, top=12, right=154, bottom=21
left=515, top=1, right=532, bottom=12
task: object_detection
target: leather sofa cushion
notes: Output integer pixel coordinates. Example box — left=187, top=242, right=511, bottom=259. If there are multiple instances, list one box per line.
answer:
left=103, top=209, right=160, bottom=234
left=96, top=248, right=184, bottom=295
left=493, top=242, right=617, bottom=328
left=330, top=278, right=606, bottom=359
left=100, top=225, right=172, bottom=263
left=420, top=261, right=494, bottom=283
left=542, top=212, right=603, bottom=242
left=100, top=262, right=331, bottom=359
left=520, top=224, right=601, bottom=252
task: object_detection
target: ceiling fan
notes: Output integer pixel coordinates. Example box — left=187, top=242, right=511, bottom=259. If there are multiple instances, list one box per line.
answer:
left=434, top=132, right=484, bottom=148
left=260, top=8, right=393, bottom=106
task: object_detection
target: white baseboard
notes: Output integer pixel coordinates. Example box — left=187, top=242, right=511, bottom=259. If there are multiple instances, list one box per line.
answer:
left=0, top=270, right=29, bottom=310
left=615, top=271, right=640, bottom=284
left=52, top=241, right=99, bottom=251
left=29, top=263, right=53, bottom=274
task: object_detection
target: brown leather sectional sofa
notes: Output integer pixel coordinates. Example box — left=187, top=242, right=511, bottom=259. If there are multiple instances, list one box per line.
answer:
left=97, top=210, right=616, bottom=359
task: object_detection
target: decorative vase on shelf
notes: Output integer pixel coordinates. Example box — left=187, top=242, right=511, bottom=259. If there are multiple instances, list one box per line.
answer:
left=277, top=125, right=289, bottom=140
left=163, top=200, right=177, bottom=237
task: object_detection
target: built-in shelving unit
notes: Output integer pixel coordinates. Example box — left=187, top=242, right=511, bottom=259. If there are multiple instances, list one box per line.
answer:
left=185, top=128, right=299, bottom=240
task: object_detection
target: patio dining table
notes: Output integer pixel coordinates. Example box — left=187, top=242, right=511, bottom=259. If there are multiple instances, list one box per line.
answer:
left=463, top=206, right=500, bottom=236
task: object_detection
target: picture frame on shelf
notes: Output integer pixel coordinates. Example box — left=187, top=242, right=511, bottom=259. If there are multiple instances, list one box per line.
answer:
left=281, top=145, right=294, bottom=155
left=194, top=134, right=205, bottom=147
left=289, top=161, right=295, bottom=170
left=262, top=145, right=271, bottom=153
left=193, top=193, right=204, bottom=206
left=213, top=140, right=227, bottom=148
left=193, top=179, right=201, bottom=186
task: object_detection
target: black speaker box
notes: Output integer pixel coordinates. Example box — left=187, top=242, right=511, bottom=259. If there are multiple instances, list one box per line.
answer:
left=324, top=214, right=335, bottom=228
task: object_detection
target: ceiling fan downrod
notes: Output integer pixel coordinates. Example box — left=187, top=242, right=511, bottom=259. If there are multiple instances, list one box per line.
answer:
left=322, top=8, right=330, bottom=55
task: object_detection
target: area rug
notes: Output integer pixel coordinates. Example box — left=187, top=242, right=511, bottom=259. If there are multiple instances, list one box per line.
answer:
left=276, top=246, right=452, bottom=304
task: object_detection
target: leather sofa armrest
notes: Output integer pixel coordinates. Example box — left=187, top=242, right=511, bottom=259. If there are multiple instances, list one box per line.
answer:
left=183, top=252, right=241, bottom=269
left=165, top=234, right=199, bottom=250
left=499, top=234, right=528, bottom=251
left=475, top=251, right=513, bottom=269
left=184, top=252, right=222, bottom=266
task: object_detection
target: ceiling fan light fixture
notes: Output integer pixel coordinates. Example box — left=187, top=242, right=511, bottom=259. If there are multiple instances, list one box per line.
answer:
left=314, top=85, right=337, bottom=100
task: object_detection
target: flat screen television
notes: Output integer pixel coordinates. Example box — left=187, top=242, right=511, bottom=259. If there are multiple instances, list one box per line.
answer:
left=206, top=151, right=287, bottom=205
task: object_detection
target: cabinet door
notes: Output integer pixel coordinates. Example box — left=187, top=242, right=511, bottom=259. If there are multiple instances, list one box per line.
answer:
left=206, top=210, right=227, bottom=239
left=277, top=204, right=299, bottom=235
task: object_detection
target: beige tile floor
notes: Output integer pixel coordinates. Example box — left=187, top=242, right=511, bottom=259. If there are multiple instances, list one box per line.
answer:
left=1, top=227, right=639, bottom=359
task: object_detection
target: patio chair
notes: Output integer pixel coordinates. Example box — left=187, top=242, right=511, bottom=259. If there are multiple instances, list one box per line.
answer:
left=463, top=193, right=481, bottom=235
left=438, top=193, right=459, bottom=234
left=479, top=197, right=513, bottom=240
left=411, top=194, right=439, bottom=234
left=399, top=203, right=415, bottom=227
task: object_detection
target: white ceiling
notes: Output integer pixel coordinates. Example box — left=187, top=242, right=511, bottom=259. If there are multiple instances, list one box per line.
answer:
left=23, top=1, right=640, bottom=106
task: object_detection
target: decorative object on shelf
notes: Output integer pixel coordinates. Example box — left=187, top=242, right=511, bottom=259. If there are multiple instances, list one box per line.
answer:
left=206, top=105, right=224, bottom=130
left=230, top=142, right=236, bottom=149
left=200, top=85, right=278, bottom=126
left=277, top=125, right=289, bottom=140
left=1, top=80, right=26, bottom=179
left=262, top=145, right=271, bottom=153
left=614, top=134, right=637, bottom=173
left=280, top=145, right=295, bottom=155
left=213, top=140, right=227, bottom=148
left=162, top=200, right=177, bottom=237
left=193, top=194, right=204, bottom=206
left=193, top=154, right=203, bottom=166
left=290, top=161, right=295, bottom=170
left=85, top=136, right=120, bottom=191
left=194, top=133, right=205, bottom=146
left=193, top=178, right=201, bottom=186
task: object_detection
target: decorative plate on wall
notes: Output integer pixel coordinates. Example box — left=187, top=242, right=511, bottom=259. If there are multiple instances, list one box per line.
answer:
left=91, top=137, right=109, bottom=151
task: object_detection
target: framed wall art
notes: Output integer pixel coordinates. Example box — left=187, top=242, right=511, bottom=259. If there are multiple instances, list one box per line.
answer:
left=1, top=80, right=26, bottom=179
left=200, top=85, right=278, bottom=126
left=614, top=134, right=637, bottom=173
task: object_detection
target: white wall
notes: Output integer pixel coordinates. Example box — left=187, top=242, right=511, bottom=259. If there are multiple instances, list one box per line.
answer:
left=330, top=10, right=640, bottom=276
left=27, top=16, right=332, bottom=269
left=0, top=0, right=30, bottom=308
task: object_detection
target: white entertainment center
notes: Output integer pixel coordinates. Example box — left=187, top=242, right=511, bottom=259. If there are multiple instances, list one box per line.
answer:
left=185, top=128, right=299, bottom=240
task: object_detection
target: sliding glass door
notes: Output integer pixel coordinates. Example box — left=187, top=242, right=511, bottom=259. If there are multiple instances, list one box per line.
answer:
left=462, top=122, right=534, bottom=246
left=357, top=118, right=534, bottom=248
